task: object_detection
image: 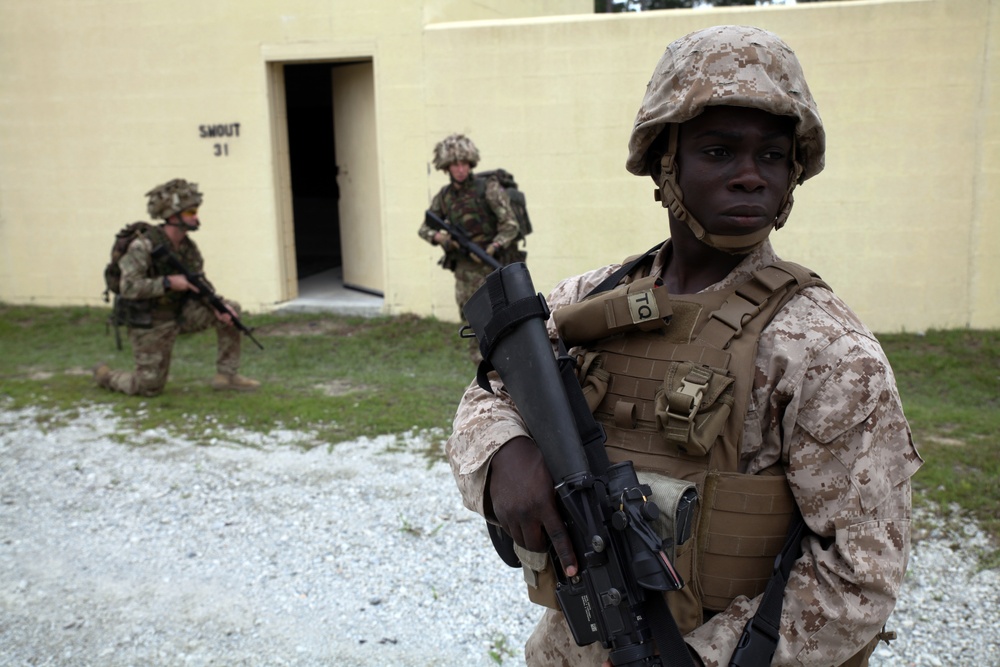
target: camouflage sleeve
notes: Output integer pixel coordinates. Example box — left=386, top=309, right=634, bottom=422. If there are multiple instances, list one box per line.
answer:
left=118, top=235, right=166, bottom=300
left=686, top=292, right=923, bottom=667
left=445, top=263, right=621, bottom=516
left=483, top=179, right=520, bottom=249
left=418, top=190, right=446, bottom=244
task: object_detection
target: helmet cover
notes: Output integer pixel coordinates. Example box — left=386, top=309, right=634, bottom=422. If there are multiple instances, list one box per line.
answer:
left=145, top=178, right=203, bottom=220
left=432, top=134, right=480, bottom=171
left=627, top=25, right=824, bottom=180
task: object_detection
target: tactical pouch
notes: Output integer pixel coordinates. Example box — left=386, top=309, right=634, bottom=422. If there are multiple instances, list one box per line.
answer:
left=576, top=350, right=610, bottom=413
left=654, top=361, right=735, bottom=456
left=554, top=275, right=673, bottom=348
left=114, top=297, right=153, bottom=329
left=636, top=471, right=698, bottom=565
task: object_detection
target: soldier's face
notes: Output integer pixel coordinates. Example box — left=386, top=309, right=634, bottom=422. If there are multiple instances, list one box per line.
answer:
left=448, top=161, right=471, bottom=183
left=675, top=106, right=794, bottom=239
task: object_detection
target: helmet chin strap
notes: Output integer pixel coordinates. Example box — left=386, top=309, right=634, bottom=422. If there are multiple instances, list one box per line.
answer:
left=165, top=216, right=199, bottom=232
left=653, top=124, right=802, bottom=255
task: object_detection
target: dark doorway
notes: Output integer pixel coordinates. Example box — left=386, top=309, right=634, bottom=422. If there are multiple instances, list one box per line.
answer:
left=283, top=63, right=340, bottom=279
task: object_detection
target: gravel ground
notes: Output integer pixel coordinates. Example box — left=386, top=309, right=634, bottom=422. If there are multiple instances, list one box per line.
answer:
left=1, top=404, right=997, bottom=666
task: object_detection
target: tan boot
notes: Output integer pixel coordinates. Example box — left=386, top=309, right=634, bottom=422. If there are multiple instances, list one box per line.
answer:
left=92, top=362, right=112, bottom=389
left=211, top=373, right=261, bottom=392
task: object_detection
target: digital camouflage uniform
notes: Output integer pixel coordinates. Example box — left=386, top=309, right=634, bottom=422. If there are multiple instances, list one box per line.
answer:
left=419, top=134, right=522, bottom=361
left=447, top=241, right=922, bottom=666
left=100, top=226, right=245, bottom=397
left=445, top=26, right=923, bottom=667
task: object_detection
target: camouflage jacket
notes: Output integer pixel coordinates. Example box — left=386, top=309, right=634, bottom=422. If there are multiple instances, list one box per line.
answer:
left=419, top=173, right=520, bottom=254
left=446, top=240, right=923, bottom=666
left=119, top=226, right=211, bottom=305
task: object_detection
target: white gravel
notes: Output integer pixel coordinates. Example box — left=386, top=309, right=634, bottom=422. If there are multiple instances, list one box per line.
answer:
left=1, top=404, right=997, bottom=666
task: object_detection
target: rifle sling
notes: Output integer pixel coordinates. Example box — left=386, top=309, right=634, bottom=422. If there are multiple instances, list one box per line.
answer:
left=586, top=242, right=664, bottom=299
left=728, top=514, right=806, bottom=667
left=557, top=338, right=610, bottom=473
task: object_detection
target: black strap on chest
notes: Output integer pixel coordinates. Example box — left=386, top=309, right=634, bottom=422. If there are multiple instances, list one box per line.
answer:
left=586, top=242, right=664, bottom=298
left=729, top=514, right=807, bottom=667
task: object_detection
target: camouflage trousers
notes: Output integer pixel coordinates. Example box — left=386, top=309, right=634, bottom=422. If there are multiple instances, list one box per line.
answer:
left=524, top=608, right=606, bottom=667
left=104, top=298, right=243, bottom=397
left=523, top=606, right=882, bottom=667
left=453, top=258, right=494, bottom=364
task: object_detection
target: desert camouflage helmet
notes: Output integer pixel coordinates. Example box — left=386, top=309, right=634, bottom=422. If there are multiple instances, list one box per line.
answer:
left=432, top=134, right=480, bottom=171
left=145, top=178, right=203, bottom=220
left=627, top=25, right=825, bottom=253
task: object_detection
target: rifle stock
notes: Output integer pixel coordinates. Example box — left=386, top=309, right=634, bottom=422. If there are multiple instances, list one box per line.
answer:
left=151, top=245, right=264, bottom=350
left=424, top=210, right=502, bottom=270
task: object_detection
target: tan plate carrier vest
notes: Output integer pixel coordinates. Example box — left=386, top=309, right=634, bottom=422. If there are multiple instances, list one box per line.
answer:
left=549, top=257, right=829, bottom=636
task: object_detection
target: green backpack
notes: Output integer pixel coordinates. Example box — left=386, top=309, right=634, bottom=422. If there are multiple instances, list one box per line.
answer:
left=475, top=169, right=533, bottom=241
left=102, top=221, right=155, bottom=300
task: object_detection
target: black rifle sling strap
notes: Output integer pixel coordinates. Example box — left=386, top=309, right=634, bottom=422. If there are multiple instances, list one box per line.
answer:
left=648, top=592, right=698, bottom=667
left=586, top=242, right=665, bottom=299
left=729, top=514, right=806, bottom=667
left=556, top=337, right=610, bottom=473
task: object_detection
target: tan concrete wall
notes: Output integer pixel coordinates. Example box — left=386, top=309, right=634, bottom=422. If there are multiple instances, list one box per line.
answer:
left=0, top=0, right=589, bottom=310
left=412, top=0, right=999, bottom=332
left=1, top=0, right=996, bottom=332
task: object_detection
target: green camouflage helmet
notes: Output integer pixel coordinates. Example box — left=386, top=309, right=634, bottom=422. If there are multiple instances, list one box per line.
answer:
left=433, top=134, right=480, bottom=171
left=145, top=178, right=203, bottom=220
left=626, top=25, right=825, bottom=253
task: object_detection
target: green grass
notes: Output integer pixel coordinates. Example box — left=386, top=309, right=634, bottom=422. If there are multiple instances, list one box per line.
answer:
left=2, top=304, right=997, bottom=564
left=0, top=304, right=473, bottom=456
left=878, top=328, right=1000, bottom=567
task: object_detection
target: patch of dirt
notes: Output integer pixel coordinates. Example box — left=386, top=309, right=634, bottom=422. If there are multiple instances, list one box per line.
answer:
left=315, top=380, right=368, bottom=397
left=923, top=435, right=967, bottom=447
left=256, top=320, right=357, bottom=337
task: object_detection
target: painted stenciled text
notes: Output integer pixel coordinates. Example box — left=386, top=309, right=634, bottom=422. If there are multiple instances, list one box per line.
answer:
left=199, top=122, right=241, bottom=157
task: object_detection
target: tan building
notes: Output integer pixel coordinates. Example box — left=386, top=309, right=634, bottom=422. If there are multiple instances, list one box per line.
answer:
left=1, top=0, right=997, bottom=332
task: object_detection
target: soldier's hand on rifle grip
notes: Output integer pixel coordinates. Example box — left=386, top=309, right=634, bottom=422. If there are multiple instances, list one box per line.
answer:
left=164, top=274, right=200, bottom=294
left=487, top=436, right=579, bottom=578
left=211, top=302, right=238, bottom=326
left=433, top=231, right=460, bottom=251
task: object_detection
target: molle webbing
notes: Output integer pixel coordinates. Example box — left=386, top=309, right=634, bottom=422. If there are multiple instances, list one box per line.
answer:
left=694, top=263, right=819, bottom=350
left=697, top=471, right=797, bottom=610
left=562, top=258, right=829, bottom=627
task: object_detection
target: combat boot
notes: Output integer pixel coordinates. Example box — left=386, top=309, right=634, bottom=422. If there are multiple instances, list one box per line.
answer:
left=211, top=373, right=261, bottom=392
left=92, top=362, right=112, bottom=389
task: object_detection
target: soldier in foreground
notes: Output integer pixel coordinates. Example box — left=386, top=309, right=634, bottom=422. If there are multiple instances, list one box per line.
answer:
left=94, top=178, right=260, bottom=396
left=418, top=133, right=523, bottom=361
left=447, top=26, right=922, bottom=667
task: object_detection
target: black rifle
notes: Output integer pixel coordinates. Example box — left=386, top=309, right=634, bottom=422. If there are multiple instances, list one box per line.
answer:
left=461, top=262, right=697, bottom=667
left=151, top=245, right=264, bottom=350
left=424, top=210, right=502, bottom=270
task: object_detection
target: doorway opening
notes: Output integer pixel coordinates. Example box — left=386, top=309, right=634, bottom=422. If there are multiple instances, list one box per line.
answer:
left=283, top=63, right=340, bottom=280
left=279, top=59, right=385, bottom=307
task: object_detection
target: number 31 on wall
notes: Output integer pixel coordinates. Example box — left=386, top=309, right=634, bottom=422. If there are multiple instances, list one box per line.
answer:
left=213, top=143, right=229, bottom=157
